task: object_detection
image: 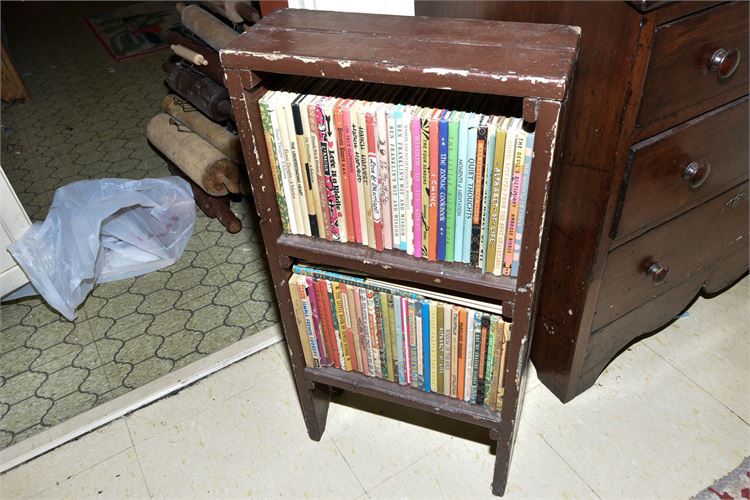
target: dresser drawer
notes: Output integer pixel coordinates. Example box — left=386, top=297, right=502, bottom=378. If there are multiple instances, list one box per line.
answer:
left=616, top=96, right=749, bottom=240
left=636, top=2, right=749, bottom=139
left=593, top=182, right=749, bottom=330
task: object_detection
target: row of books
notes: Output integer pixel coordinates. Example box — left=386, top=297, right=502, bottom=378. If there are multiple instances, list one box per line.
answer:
left=288, top=265, right=509, bottom=410
left=258, top=80, right=535, bottom=277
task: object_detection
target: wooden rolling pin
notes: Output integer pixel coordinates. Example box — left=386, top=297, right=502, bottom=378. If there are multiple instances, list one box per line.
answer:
left=162, top=94, right=242, bottom=164
left=166, top=30, right=224, bottom=84
left=170, top=44, right=208, bottom=66
left=167, top=161, right=242, bottom=234
left=147, top=113, right=244, bottom=197
left=181, top=4, right=238, bottom=51
left=165, top=63, right=233, bottom=122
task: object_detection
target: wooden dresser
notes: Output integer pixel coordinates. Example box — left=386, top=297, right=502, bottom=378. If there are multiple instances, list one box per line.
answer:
left=417, top=1, right=749, bottom=402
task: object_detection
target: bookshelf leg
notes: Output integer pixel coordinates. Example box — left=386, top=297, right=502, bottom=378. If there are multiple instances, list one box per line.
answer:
left=298, top=382, right=331, bottom=441
left=491, top=435, right=511, bottom=496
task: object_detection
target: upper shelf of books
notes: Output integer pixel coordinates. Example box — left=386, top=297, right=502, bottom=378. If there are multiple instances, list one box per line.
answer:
left=220, top=8, right=581, bottom=100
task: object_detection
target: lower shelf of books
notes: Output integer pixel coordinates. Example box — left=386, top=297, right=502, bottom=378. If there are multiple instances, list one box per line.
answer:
left=305, top=366, right=501, bottom=429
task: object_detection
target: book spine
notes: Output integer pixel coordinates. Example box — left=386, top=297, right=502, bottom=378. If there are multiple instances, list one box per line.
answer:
left=450, top=306, right=459, bottom=398
left=300, top=290, right=322, bottom=368
left=301, top=97, right=327, bottom=238
left=456, top=307, right=467, bottom=400
left=415, top=300, right=424, bottom=389
left=318, top=279, right=340, bottom=368
left=495, top=322, right=511, bottom=409
left=387, top=106, right=400, bottom=252
left=331, top=280, right=351, bottom=370
left=483, top=316, right=497, bottom=409
left=326, top=279, right=346, bottom=369
left=409, top=299, right=418, bottom=389
left=479, top=122, right=497, bottom=271
left=366, top=290, right=381, bottom=377
left=316, top=101, right=342, bottom=241
left=269, top=95, right=298, bottom=234
left=454, top=113, right=468, bottom=263
left=412, top=115, right=423, bottom=258
left=393, top=295, right=405, bottom=384
left=442, top=305, right=452, bottom=396
left=343, top=101, right=362, bottom=244
left=463, top=310, right=474, bottom=402
left=403, top=108, right=414, bottom=256
left=339, top=283, right=358, bottom=372
left=436, top=303, right=445, bottom=395
left=493, top=126, right=517, bottom=275
left=428, top=111, right=440, bottom=261
left=511, top=133, right=535, bottom=277
left=476, top=313, right=490, bottom=404
left=288, top=275, right=314, bottom=368
left=429, top=301, right=438, bottom=393
left=445, top=114, right=459, bottom=262
left=351, top=103, right=368, bottom=246
left=437, top=113, right=449, bottom=261
left=489, top=317, right=504, bottom=411
left=351, top=286, right=368, bottom=375
left=470, top=311, right=482, bottom=402
left=366, top=109, right=384, bottom=251
left=333, top=100, right=355, bottom=241
left=485, top=125, right=507, bottom=274
left=358, top=106, right=376, bottom=248
left=378, top=292, right=393, bottom=380
left=463, top=117, right=478, bottom=264
left=358, top=287, right=374, bottom=376
left=422, top=301, right=431, bottom=392
left=502, top=131, right=526, bottom=276
left=283, top=94, right=311, bottom=236
left=420, top=114, right=430, bottom=259
left=394, top=106, right=406, bottom=251
left=305, top=277, right=327, bottom=366
left=470, top=123, right=488, bottom=266
left=402, top=296, right=412, bottom=385
left=345, top=285, right=363, bottom=372
left=387, top=294, right=399, bottom=382
left=292, top=96, right=319, bottom=237
left=259, top=96, right=290, bottom=233
left=306, top=98, right=331, bottom=240
left=376, top=106, right=393, bottom=250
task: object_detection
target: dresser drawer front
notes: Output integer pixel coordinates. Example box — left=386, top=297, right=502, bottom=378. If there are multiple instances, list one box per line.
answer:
left=616, top=96, right=749, bottom=240
left=636, top=2, right=749, bottom=137
left=594, top=182, right=749, bottom=330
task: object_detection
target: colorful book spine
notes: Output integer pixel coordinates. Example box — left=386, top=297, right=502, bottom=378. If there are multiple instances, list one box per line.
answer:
left=456, top=307, right=467, bottom=400
left=358, top=287, right=374, bottom=375
left=421, top=301, right=431, bottom=392
left=301, top=95, right=327, bottom=238
left=485, top=121, right=507, bottom=274
left=436, top=303, right=445, bottom=395
left=476, top=313, right=490, bottom=404
left=342, top=100, right=362, bottom=243
left=429, top=301, right=438, bottom=393
left=258, top=94, right=290, bottom=233
left=470, top=118, right=488, bottom=266
left=339, top=283, right=358, bottom=372
left=502, top=130, right=527, bottom=276
left=357, top=104, right=375, bottom=248
left=394, top=105, right=406, bottom=251
left=394, top=295, right=405, bottom=384
left=511, top=132, right=535, bottom=277
left=403, top=107, right=414, bottom=256
left=306, top=96, right=331, bottom=240
left=373, top=292, right=388, bottom=378
left=315, top=100, right=341, bottom=241
left=427, top=109, right=440, bottom=261
left=387, top=294, right=399, bottom=381
left=402, top=296, right=413, bottom=386
left=463, top=310, right=474, bottom=402
left=437, top=111, right=450, bottom=261
left=411, top=114, right=423, bottom=259
left=333, top=99, right=355, bottom=240
left=345, top=285, right=363, bottom=371
left=379, top=291, right=394, bottom=381
left=387, top=106, right=401, bottom=252
left=470, top=311, right=482, bottom=402
left=450, top=306, right=459, bottom=398
left=493, top=121, right=518, bottom=275
left=327, top=279, right=346, bottom=368
left=366, top=290, right=381, bottom=377
left=288, top=275, right=314, bottom=368
left=292, top=94, right=319, bottom=237
left=445, top=112, right=459, bottom=262
left=420, top=110, right=430, bottom=259
left=366, top=107, right=384, bottom=251
left=376, top=105, right=393, bottom=250
left=454, top=112, right=468, bottom=262
left=414, top=300, right=423, bottom=389
left=462, top=115, right=478, bottom=264
left=488, top=317, right=504, bottom=411
left=479, top=118, right=497, bottom=271
left=331, top=280, right=351, bottom=370
left=309, top=278, right=329, bottom=366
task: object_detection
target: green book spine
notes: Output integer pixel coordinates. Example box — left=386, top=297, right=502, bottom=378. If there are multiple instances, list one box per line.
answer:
left=483, top=316, right=498, bottom=408
left=259, top=97, right=290, bottom=233
left=381, top=292, right=395, bottom=382
left=374, top=292, right=388, bottom=379
left=445, top=115, right=459, bottom=262
left=485, top=124, right=507, bottom=274
left=387, top=294, right=399, bottom=381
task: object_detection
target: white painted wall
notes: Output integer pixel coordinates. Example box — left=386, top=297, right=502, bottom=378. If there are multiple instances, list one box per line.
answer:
left=286, top=0, right=414, bottom=16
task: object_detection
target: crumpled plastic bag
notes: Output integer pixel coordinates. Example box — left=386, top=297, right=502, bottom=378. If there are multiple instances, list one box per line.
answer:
left=6, top=177, right=196, bottom=321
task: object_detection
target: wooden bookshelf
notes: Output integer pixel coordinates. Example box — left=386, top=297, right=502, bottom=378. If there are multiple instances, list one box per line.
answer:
left=221, top=9, right=579, bottom=496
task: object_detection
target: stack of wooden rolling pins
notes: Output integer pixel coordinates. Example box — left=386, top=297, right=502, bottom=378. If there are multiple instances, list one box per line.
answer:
left=147, top=2, right=261, bottom=234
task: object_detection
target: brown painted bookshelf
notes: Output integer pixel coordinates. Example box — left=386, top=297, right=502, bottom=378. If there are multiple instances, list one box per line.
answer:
left=221, top=9, right=579, bottom=496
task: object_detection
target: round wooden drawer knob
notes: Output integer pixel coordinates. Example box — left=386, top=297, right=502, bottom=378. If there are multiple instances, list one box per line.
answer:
left=644, top=260, right=670, bottom=284
left=708, top=48, right=741, bottom=79
left=682, top=161, right=711, bottom=188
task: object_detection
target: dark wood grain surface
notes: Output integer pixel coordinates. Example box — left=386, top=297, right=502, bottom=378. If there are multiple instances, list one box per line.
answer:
left=636, top=2, right=749, bottom=139
left=615, top=96, right=749, bottom=241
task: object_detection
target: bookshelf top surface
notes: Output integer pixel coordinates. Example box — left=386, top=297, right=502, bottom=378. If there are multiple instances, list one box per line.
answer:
left=221, top=8, right=580, bottom=100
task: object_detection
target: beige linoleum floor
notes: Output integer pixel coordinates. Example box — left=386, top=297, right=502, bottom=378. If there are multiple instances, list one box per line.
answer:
left=1, top=277, right=747, bottom=499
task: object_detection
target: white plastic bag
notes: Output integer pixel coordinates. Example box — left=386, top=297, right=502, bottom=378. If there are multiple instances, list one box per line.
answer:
left=6, top=177, right=196, bottom=321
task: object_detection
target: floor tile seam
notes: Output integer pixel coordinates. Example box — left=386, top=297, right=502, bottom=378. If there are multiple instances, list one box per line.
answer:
left=643, top=343, right=750, bottom=426
left=328, top=434, right=368, bottom=497
left=124, top=418, right=153, bottom=498
left=27, top=318, right=101, bottom=374
left=536, top=432, right=602, bottom=499
left=22, top=444, right=138, bottom=499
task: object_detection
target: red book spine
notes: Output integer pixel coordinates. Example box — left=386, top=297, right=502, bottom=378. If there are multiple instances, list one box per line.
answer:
left=315, top=279, right=340, bottom=368
left=334, top=100, right=355, bottom=240
left=365, top=109, right=384, bottom=251
left=342, top=101, right=362, bottom=243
